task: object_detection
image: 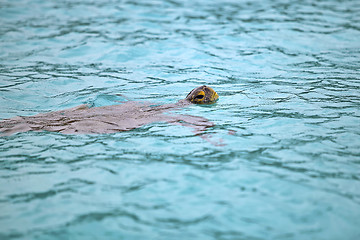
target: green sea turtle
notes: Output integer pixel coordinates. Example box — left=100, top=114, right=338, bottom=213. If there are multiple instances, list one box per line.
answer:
left=0, top=85, right=219, bottom=138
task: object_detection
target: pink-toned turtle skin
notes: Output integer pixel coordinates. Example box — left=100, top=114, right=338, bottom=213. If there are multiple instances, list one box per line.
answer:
left=0, top=86, right=220, bottom=143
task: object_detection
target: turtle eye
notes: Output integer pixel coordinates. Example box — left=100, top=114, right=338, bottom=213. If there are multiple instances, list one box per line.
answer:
left=194, top=94, right=204, bottom=99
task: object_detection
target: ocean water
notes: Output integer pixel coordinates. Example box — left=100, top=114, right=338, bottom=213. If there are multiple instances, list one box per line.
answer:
left=1, top=0, right=360, bottom=239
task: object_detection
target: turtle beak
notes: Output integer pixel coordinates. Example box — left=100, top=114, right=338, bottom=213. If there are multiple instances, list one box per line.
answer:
left=210, top=89, right=219, bottom=103
left=205, top=86, right=219, bottom=104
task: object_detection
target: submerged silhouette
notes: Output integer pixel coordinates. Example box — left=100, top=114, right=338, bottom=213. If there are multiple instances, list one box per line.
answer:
left=0, top=85, right=219, bottom=137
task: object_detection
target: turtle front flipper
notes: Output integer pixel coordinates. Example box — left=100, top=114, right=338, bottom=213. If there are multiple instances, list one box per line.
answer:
left=163, top=114, right=224, bottom=146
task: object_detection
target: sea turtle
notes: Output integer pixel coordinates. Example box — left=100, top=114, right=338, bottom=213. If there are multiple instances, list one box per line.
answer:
left=0, top=85, right=219, bottom=137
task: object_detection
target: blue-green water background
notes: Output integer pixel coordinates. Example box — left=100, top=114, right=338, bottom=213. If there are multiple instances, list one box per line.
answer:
left=1, top=0, right=360, bottom=239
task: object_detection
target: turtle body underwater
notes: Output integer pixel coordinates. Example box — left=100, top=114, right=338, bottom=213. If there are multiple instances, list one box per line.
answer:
left=0, top=85, right=219, bottom=136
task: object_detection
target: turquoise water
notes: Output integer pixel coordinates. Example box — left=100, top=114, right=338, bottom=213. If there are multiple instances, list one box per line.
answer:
left=1, top=0, right=360, bottom=239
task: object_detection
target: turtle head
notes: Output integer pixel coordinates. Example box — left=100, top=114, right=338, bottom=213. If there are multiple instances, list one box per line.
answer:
left=185, top=85, right=219, bottom=104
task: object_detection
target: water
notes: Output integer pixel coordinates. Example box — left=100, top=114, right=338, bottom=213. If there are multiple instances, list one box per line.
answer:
left=1, top=0, right=360, bottom=239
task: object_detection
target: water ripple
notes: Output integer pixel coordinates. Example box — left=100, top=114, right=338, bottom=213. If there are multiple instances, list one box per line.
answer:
left=1, top=0, right=360, bottom=239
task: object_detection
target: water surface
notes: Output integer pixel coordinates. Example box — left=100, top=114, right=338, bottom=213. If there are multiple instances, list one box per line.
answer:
left=1, top=0, right=360, bottom=239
